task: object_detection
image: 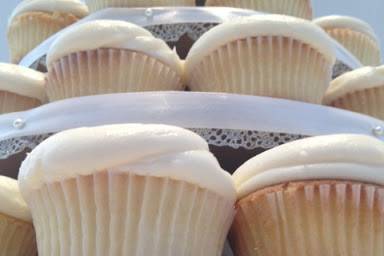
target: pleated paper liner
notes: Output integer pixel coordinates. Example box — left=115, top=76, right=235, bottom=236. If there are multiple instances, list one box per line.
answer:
left=0, top=212, right=37, bottom=256
left=230, top=180, right=384, bottom=256
left=7, top=12, right=79, bottom=64
left=85, top=0, right=196, bottom=12
left=325, top=28, right=381, bottom=66
left=187, top=36, right=332, bottom=104
left=0, top=91, right=42, bottom=114
left=28, top=171, right=235, bottom=256
left=205, top=0, right=312, bottom=19
left=325, top=86, right=384, bottom=121
left=46, top=49, right=184, bottom=102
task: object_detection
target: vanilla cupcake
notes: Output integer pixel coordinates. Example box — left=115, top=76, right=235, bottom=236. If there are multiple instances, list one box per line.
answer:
left=86, top=0, right=195, bottom=13
left=323, top=66, right=384, bottom=120
left=206, top=0, right=312, bottom=19
left=0, top=176, right=36, bottom=256
left=314, top=16, right=381, bottom=66
left=19, top=124, right=236, bottom=255
left=185, top=15, right=336, bottom=104
left=0, top=63, right=46, bottom=114
left=230, top=134, right=384, bottom=256
left=46, top=20, right=183, bottom=102
left=7, top=0, right=88, bottom=64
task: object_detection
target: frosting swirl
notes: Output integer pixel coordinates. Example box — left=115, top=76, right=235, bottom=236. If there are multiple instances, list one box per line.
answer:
left=0, top=176, right=31, bottom=222
left=9, top=0, right=88, bottom=25
left=323, top=65, right=384, bottom=104
left=186, top=14, right=336, bottom=74
left=47, top=20, right=182, bottom=74
left=0, top=63, right=46, bottom=102
left=19, top=124, right=235, bottom=201
left=313, top=15, right=378, bottom=41
left=233, top=134, right=384, bottom=198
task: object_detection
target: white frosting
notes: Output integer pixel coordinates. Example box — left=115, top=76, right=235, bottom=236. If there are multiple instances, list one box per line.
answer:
left=0, top=176, right=31, bottom=222
left=313, top=15, right=378, bottom=41
left=186, top=14, right=336, bottom=72
left=0, top=63, right=46, bottom=102
left=19, top=124, right=235, bottom=201
left=47, top=20, right=182, bottom=74
left=323, top=66, right=384, bottom=104
left=233, top=134, right=384, bottom=198
left=9, top=0, right=88, bottom=25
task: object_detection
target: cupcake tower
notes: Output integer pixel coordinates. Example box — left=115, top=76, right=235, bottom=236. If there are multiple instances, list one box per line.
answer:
left=0, top=0, right=383, bottom=256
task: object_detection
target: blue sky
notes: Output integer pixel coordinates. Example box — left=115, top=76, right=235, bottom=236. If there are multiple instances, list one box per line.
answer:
left=1, top=0, right=383, bottom=63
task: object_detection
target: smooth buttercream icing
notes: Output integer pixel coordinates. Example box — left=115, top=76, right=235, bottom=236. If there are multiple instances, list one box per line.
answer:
left=0, top=63, right=46, bottom=102
left=0, top=176, right=31, bottom=222
left=186, top=14, right=336, bottom=72
left=9, top=0, right=88, bottom=25
left=46, top=20, right=182, bottom=74
left=323, top=65, right=384, bottom=104
left=233, top=134, right=384, bottom=198
left=313, top=15, right=378, bottom=41
left=19, top=124, right=235, bottom=201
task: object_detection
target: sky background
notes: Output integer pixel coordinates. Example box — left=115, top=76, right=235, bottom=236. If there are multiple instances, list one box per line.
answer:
left=0, top=0, right=383, bottom=63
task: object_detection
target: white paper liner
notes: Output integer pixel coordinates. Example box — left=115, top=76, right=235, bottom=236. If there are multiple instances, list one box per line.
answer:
left=28, top=171, right=235, bottom=255
left=205, top=0, right=312, bottom=19
left=327, top=86, right=384, bottom=121
left=7, top=12, right=78, bottom=64
left=187, top=36, right=332, bottom=104
left=46, top=49, right=183, bottom=101
left=326, top=28, right=381, bottom=66
left=0, top=213, right=37, bottom=256
left=0, top=91, right=41, bottom=114
left=230, top=181, right=384, bottom=256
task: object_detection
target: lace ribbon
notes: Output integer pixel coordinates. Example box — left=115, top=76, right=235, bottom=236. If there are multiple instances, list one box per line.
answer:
left=146, top=22, right=217, bottom=41
left=332, top=60, right=353, bottom=79
left=0, top=129, right=305, bottom=159
left=0, top=134, right=52, bottom=159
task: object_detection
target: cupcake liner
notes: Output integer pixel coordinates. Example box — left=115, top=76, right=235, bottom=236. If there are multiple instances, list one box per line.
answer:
left=326, top=86, right=384, bottom=120
left=230, top=180, right=384, bottom=256
left=46, top=49, right=184, bottom=102
left=205, top=0, right=312, bottom=19
left=0, top=213, right=37, bottom=256
left=0, top=91, right=42, bottom=114
left=326, top=28, right=381, bottom=66
left=188, top=36, right=332, bottom=104
left=7, top=12, right=79, bottom=64
left=86, top=0, right=196, bottom=12
left=28, top=171, right=234, bottom=256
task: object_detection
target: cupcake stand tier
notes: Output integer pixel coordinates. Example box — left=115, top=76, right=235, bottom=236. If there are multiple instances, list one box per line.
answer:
left=19, top=7, right=362, bottom=78
left=1, top=92, right=383, bottom=174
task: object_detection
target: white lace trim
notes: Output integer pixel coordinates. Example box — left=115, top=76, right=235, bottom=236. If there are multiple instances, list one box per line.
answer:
left=191, top=128, right=306, bottom=149
left=0, top=134, right=52, bottom=160
left=332, top=60, right=353, bottom=79
left=146, top=22, right=217, bottom=41
left=0, top=129, right=305, bottom=159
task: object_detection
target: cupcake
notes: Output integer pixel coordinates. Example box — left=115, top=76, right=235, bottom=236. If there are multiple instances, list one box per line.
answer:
left=0, top=176, right=36, bottom=256
left=230, top=134, right=384, bottom=256
left=205, top=0, right=312, bottom=19
left=0, top=63, right=46, bottom=114
left=7, top=0, right=88, bottom=64
left=323, top=66, right=384, bottom=120
left=313, top=16, right=381, bottom=66
left=185, top=15, right=336, bottom=104
left=86, top=0, right=195, bottom=13
left=46, top=20, right=184, bottom=102
left=18, top=124, right=236, bottom=255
